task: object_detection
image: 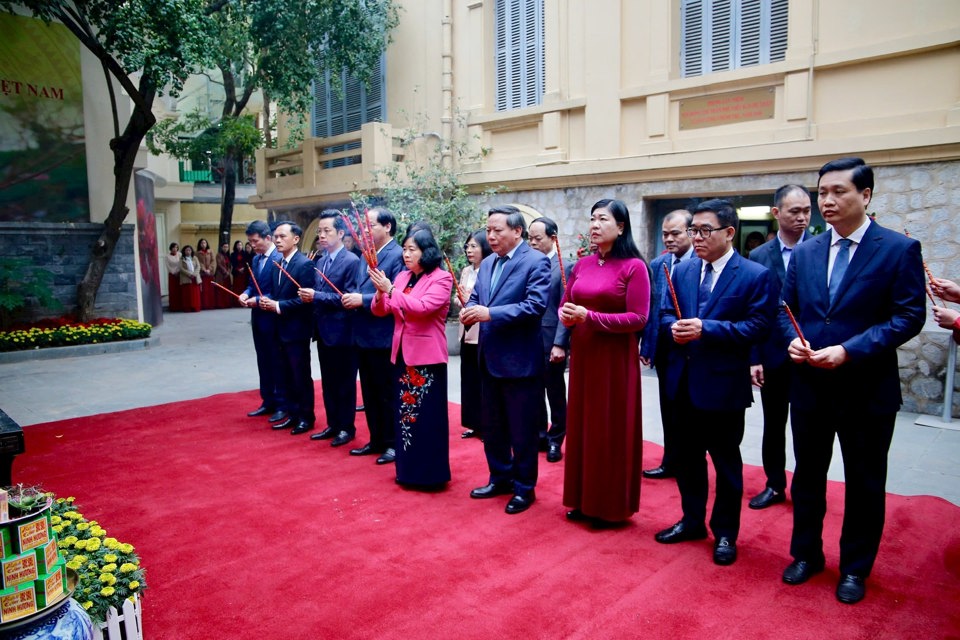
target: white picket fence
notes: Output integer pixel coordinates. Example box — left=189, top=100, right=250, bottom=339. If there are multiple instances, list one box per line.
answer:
left=92, top=594, right=142, bottom=640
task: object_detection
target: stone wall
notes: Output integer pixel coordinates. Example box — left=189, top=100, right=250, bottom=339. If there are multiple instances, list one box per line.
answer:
left=0, top=222, right=138, bottom=324
left=473, top=159, right=960, bottom=417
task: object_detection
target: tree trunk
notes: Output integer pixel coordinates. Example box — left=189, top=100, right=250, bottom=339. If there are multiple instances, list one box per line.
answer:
left=218, top=150, right=237, bottom=246
left=76, top=105, right=155, bottom=322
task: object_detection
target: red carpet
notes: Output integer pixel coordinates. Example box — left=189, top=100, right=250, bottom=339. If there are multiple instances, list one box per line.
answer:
left=14, top=386, right=960, bottom=639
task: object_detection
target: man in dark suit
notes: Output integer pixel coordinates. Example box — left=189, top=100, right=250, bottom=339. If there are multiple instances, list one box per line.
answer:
left=299, top=210, right=361, bottom=446
left=527, top=216, right=571, bottom=464
left=747, top=185, right=813, bottom=509
left=780, top=158, right=925, bottom=604
left=340, top=208, right=403, bottom=464
left=258, top=222, right=316, bottom=435
left=239, top=220, right=286, bottom=423
left=461, top=206, right=551, bottom=514
left=640, top=209, right=694, bottom=480
left=654, top=199, right=777, bottom=566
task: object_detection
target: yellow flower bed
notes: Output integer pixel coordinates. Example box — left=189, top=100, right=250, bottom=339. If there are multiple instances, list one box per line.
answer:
left=0, top=318, right=151, bottom=352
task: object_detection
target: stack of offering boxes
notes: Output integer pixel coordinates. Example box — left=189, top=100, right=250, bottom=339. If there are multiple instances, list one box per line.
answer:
left=0, top=489, right=68, bottom=623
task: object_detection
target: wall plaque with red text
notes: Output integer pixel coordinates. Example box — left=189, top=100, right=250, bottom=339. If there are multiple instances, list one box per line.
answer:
left=679, top=87, right=775, bottom=130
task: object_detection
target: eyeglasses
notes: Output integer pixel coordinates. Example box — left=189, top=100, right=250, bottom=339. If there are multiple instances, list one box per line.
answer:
left=686, top=225, right=731, bottom=239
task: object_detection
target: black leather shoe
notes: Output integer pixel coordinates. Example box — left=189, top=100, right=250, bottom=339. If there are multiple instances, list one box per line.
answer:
left=591, top=518, right=628, bottom=530
left=376, top=448, right=396, bottom=465
left=654, top=521, right=708, bottom=544
left=349, top=443, right=376, bottom=456
left=272, top=417, right=294, bottom=430
left=546, top=443, right=563, bottom=463
left=331, top=430, right=355, bottom=447
left=247, top=406, right=270, bottom=417
left=461, top=429, right=478, bottom=439
left=268, top=410, right=288, bottom=423
left=749, top=487, right=786, bottom=510
left=643, top=465, right=675, bottom=480
left=469, top=482, right=514, bottom=499
left=713, top=537, right=737, bottom=565
left=505, top=491, right=536, bottom=514
left=782, top=559, right=825, bottom=585
left=311, top=426, right=336, bottom=441
left=836, top=574, right=866, bottom=604
left=290, top=421, right=314, bottom=435
left=566, top=509, right=590, bottom=522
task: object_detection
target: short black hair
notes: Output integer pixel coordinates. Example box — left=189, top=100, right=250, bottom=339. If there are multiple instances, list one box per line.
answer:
left=464, top=229, right=492, bottom=258
left=663, top=209, right=693, bottom=227
left=371, top=208, right=397, bottom=237
left=773, top=185, right=808, bottom=209
left=275, top=221, right=303, bottom=238
left=169, top=242, right=179, bottom=251
left=531, top=216, right=558, bottom=238
left=408, top=229, right=443, bottom=273
left=319, top=209, right=346, bottom=232
left=591, top=199, right=643, bottom=260
left=489, top=205, right=527, bottom=236
left=818, top=157, right=873, bottom=193
left=246, top=220, right=271, bottom=238
left=693, top=198, right=739, bottom=232
left=181, top=245, right=194, bottom=256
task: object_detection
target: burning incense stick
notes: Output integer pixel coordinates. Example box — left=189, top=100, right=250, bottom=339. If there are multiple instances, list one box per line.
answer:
left=246, top=260, right=264, bottom=298
left=444, top=255, right=465, bottom=305
left=273, top=260, right=301, bottom=289
left=904, top=228, right=945, bottom=305
left=783, top=301, right=808, bottom=346
left=313, top=267, right=344, bottom=296
left=554, top=236, right=568, bottom=291
left=662, top=263, right=682, bottom=320
left=211, top=280, right=241, bottom=300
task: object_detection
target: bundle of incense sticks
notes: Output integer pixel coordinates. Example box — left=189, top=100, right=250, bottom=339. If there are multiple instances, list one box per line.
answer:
left=782, top=301, right=807, bottom=346
left=444, top=255, right=465, bottom=305
left=314, top=267, right=344, bottom=296
left=662, top=263, right=682, bottom=319
left=554, top=235, right=568, bottom=291
left=341, top=204, right=378, bottom=267
left=245, top=259, right=264, bottom=297
left=273, top=260, right=301, bottom=289
left=211, top=280, right=241, bottom=300
left=904, top=228, right=944, bottom=305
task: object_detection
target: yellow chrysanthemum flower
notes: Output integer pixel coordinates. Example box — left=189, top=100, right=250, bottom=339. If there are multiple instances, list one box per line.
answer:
left=128, top=581, right=140, bottom=590
left=103, top=554, right=118, bottom=563
left=66, top=560, right=82, bottom=571
left=100, top=586, right=115, bottom=597
left=118, top=543, right=134, bottom=554
left=101, top=563, right=117, bottom=573
left=82, top=601, right=93, bottom=610
left=51, top=525, right=63, bottom=533
left=50, top=516, right=62, bottom=524
left=62, top=536, right=78, bottom=545
left=98, top=573, right=117, bottom=585
left=119, top=563, right=136, bottom=573
left=85, top=538, right=101, bottom=551
left=74, top=555, right=88, bottom=563
left=76, top=522, right=90, bottom=531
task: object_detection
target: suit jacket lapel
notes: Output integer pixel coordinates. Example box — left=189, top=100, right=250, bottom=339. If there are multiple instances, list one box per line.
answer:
left=831, top=221, right=881, bottom=309
left=807, top=234, right=831, bottom=310
left=701, top=252, right=740, bottom=317
left=681, top=258, right=702, bottom=319
left=491, top=244, right=525, bottom=300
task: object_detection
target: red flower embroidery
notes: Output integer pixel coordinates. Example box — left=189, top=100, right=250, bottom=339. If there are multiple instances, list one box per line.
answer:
left=402, top=391, right=416, bottom=405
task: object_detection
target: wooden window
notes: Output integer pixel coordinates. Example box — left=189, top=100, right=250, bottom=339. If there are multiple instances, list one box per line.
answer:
left=495, top=0, right=544, bottom=111
left=311, top=55, right=385, bottom=168
left=681, top=0, right=788, bottom=78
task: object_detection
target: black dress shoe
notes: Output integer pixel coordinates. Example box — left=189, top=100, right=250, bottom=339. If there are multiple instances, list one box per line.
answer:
left=469, top=482, right=514, bottom=499
left=272, top=417, right=294, bottom=430
left=461, top=429, right=478, bottom=439
left=782, top=559, right=825, bottom=585
left=290, top=421, right=314, bottom=435
left=546, top=443, right=563, bottom=463
left=311, top=426, right=336, bottom=440
left=376, top=448, right=396, bottom=464
left=268, top=410, right=288, bottom=423
left=713, top=537, right=737, bottom=565
left=654, top=520, right=708, bottom=544
left=247, top=406, right=271, bottom=417
left=749, top=487, right=786, bottom=510
left=505, top=491, right=536, bottom=514
left=836, top=574, right=866, bottom=604
left=349, top=443, right=376, bottom=456
left=566, top=509, right=590, bottom=522
left=643, top=465, right=675, bottom=480
left=331, top=430, right=355, bottom=447
left=591, top=518, right=629, bottom=530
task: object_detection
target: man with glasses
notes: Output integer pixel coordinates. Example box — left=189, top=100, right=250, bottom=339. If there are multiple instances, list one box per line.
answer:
left=641, top=209, right=694, bottom=480
left=654, top=199, right=777, bottom=567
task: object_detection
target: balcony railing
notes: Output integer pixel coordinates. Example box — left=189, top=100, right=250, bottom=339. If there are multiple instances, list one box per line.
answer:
left=252, top=122, right=404, bottom=208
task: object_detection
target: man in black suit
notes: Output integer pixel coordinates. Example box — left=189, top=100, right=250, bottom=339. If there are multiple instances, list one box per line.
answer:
left=299, top=210, right=361, bottom=446
left=640, top=209, right=694, bottom=480
left=239, top=220, right=286, bottom=423
left=527, top=217, right=571, bottom=464
left=780, top=158, right=925, bottom=604
left=747, top=185, right=812, bottom=510
left=258, top=222, right=316, bottom=435
left=461, top=206, right=551, bottom=515
left=340, top=208, right=404, bottom=464
left=654, top=199, right=777, bottom=566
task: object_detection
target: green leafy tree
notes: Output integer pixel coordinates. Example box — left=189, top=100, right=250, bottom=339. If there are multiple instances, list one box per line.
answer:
left=148, top=0, right=400, bottom=247
left=0, top=256, right=62, bottom=330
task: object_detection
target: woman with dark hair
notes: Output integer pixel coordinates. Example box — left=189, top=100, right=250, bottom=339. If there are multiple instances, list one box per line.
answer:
left=165, top=242, right=182, bottom=312
left=457, top=229, right=492, bottom=440
left=370, top=228, right=453, bottom=488
left=196, top=238, right=215, bottom=310
left=559, top=198, right=651, bottom=528
left=214, top=242, right=233, bottom=308
left=230, top=240, right=249, bottom=296
left=179, top=245, right=202, bottom=312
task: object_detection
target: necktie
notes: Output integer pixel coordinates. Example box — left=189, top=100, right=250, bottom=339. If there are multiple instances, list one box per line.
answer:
left=491, top=256, right=507, bottom=290
left=698, top=262, right=714, bottom=317
left=829, top=238, right=853, bottom=303
left=671, top=255, right=682, bottom=275
left=279, top=258, right=287, bottom=285
left=255, top=254, right=264, bottom=275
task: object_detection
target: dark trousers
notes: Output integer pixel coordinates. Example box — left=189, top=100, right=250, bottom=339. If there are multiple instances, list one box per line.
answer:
left=758, top=360, right=791, bottom=492
left=459, top=341, right=481, bottom=432
left=480, top=361, right=541, bottom=494
left=790, top=406, right=896, bottom=577
left=674, top=382, right=745, bottom=540
left=357, top=347, right=394, bottom=450
left=538, top=354, right=567, bottom=447
left=317, top=342, right=358, bottom=435
left=277, top=338, right=314, bottom=424
left=252, top=324, right=284, bottom=410
left=654, top=353, right=679, bottom=471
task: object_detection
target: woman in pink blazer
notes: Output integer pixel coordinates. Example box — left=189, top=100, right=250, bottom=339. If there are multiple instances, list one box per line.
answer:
left=371, top=227, right=453, bottom=487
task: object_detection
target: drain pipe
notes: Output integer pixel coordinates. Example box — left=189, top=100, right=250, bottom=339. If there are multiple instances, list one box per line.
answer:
left=441, top=0, right=454, bottom=169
